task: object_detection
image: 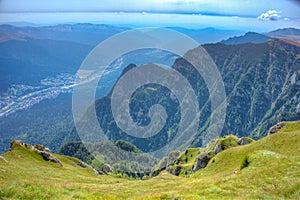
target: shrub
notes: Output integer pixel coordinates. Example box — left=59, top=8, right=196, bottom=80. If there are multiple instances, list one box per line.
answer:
left=240, top=155, right=250, bottom=170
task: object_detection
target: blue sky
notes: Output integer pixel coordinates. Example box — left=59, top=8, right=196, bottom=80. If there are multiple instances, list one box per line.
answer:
left=0, top=0, right=299, bottom=31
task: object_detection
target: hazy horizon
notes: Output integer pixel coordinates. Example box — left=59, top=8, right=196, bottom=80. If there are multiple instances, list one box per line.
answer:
left=1, top=11, right=300, bottom=33
left=1, top=0, right=300, bottom=32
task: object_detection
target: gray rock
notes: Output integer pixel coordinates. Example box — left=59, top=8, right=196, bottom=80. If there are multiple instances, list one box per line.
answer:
left=268, top=126, right=278, bottom=135
left=150, top=170, right=160, bottom=177
left=268, top=122, right=285, bottom=136
left=0, top=155, right=8, bottom=163
left=214, top=143, right=222, bottom=154
left=102, top=164, right=113, bottom=174
left=167, top=166, right=182, bottom=176
left=151, top=151, right=181, bottom=177
left=97, top=170, right=106, bottom=175
left=34, top=144, right=46, bottom=151
left=9, top=140, right=23, bottom=151
left=238, top=137, right=251, bottom=145
left=276, top=122, right=284, bottom=129
left=158, top=157, right=168, bottom=169
left=24, top=143, right=31, bottom=149
left=167, top=150, right=180, bottom=166
left=39, top=151, right=63, bottom=167
left=192, top=153, right=210, bottom=172
left=78, top=161, right=90, bottom=168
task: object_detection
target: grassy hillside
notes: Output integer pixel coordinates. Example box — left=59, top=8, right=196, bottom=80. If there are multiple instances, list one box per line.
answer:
left=0, top=121, right=300, bottom=199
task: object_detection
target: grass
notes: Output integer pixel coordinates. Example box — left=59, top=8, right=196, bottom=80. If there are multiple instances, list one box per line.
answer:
left=180, top=148, right=202, bottom=165
left=0, top=121, right=300, bottom=199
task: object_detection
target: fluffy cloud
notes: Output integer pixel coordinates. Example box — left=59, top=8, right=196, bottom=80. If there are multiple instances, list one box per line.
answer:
left=257, top=10, right=281, bottom=21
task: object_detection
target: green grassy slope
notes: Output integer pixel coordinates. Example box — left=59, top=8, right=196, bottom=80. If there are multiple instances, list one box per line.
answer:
left=0, top=121, right=300, bottom=199
left=152, top=134, right=253, bottom=177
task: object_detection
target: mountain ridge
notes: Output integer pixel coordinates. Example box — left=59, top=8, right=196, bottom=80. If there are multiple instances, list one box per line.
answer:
left=0, top=26, right=300, bottom=155
left=221, top=32, right=272, bottom=44
left=221, top=27, right=300, bottom=45
left=85, top=38, right=300, bottom=153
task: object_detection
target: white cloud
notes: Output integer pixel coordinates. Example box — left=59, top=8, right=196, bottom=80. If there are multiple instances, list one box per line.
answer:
left=257, top=10, right=281, bottom=21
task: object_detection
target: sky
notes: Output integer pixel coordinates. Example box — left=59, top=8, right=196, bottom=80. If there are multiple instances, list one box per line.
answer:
left=0, top=0, right=300, bottom=31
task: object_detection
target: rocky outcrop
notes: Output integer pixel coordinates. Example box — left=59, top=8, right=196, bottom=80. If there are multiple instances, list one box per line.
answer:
left=192, top=153, right=210, bottom=172
left=7, top=140, right=104, bottom=176
left=157, top=157, right=168, bottom=171
left=167, top=150, right=181, bottom=166
left=167, top=166, right=182, bottom=176
left=72, top=158, right=99, bottom=175
left=268, top=122, right=285, bottom=135
left=97, top=170, right=106, bottom=175
left=77, top=161, right=90, bottom=168
left=152, top=134, right=257, bottom=176
left=9, top=140, right=25, bottom=151
left=213, top=135, right=239, bottom=155
left=238, top=137, right=254, bottom=145
left=214, top=143, right=222, bottom=154
left=39, top=151, right=63, bottom=167
left=9, top=140, right=63, bottom=167
left=150, top=150, right=181, bottom=177
left=101, top=164, right=113, bottom=174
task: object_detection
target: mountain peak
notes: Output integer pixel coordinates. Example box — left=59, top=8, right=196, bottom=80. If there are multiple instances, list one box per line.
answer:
left=267, top=27, right=300, bottom=35
left=221, top=32, right=271, bottom=45
left=265, top=28, right=300, bottom=43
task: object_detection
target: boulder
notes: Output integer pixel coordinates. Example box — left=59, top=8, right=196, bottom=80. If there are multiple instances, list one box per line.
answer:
left=151, top=151, right=181, bottom=177
left=167, top=165, right=182, bottom=176
left=167, top=150, right=181, bottom=166
left=75, top=160, right=99, bottom=176
left=238, top=137, right=253, bottom=145
left=158, top=157, right=168, bottom=170
left=8, top=140, right=63, bottom=166
left=34, top=144, right=46, bottom=151
left=24, top=143, right=32, bottom=149
left=102, top=164, right=113, bottom=174
left=0, top=155, right=8, bottom=163
left=97, top=170, right=106, bottom=175
left=9, top=140, right=24, bottom=151
left=268, top=126, right=278, bottom=134
left=268, top=122, right=285, bottom=136
left=78, top=161, right=90, bottom=168
left=39, top=151, right=63, bottom=167
left=214, top=143, right=222, bottom=154
left=192, top=153, right=210, bottom=172
left=150, top=168, right=162, bottom=177
left=213, top=135, right=239, bottom=154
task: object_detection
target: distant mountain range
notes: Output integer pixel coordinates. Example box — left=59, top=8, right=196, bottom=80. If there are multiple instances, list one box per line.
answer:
left=0, top=24, right=245, bottom=45
left=221, top=32, right=272, bottom=44
left=0, top=24, right=129, bottom=46
left=221, top=28, right=300, bottom=44
left=266, top=28, right=300, bottom=42
left=0, top=24, right=299, bottom=153
left=75, top=37, right=300, bottom=153
left=1, top=24, right=299, bottom=46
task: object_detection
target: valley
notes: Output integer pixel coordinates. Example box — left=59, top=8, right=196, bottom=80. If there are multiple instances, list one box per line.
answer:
left=1, top=24, right=300, bottom=154
left=1, top=0, right=300, bottom=198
